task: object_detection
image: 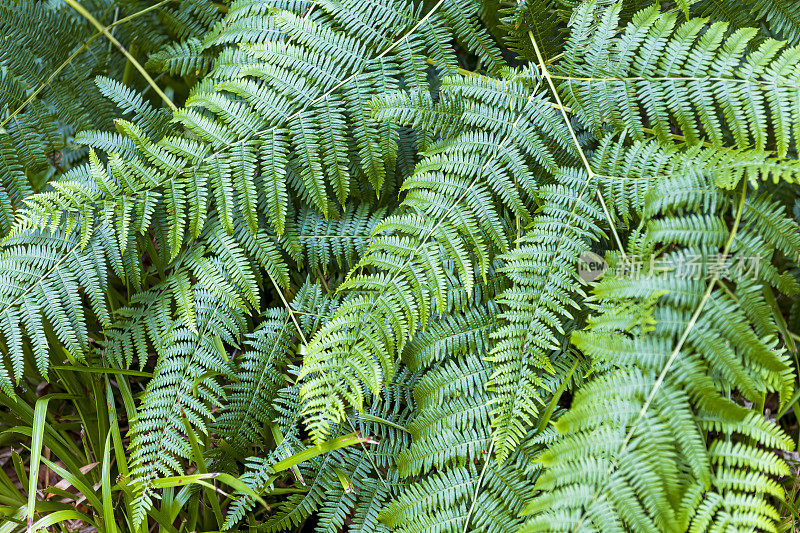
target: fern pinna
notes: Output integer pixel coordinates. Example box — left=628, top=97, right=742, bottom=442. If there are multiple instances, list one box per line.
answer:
left=1, top=0, right=800, bottom=531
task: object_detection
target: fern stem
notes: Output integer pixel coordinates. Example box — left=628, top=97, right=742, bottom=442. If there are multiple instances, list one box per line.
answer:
left=292, top=311, right=334, bottom=319
left=1, top=0, right=174, bottom=129
left=265, top=270, right=308, bottom=347
left=527, top=30, right=628, bottom=261
left=528, top=33, right=592, bottom=176
left=62, top=0, right=177, bottom=112
left=461, top=440, right=494, bottom=533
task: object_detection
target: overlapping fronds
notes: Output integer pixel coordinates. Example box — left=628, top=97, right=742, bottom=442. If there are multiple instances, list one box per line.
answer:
left=488, top=168, right=606, bottom=461
left=591, top=133, right=800, bottom=224
left=560, top=1, right=800, bottom=156
left=0, top=227, right=118, bottom=391
left=3, top=0, right=800, bottom=531
left=300, top=69, right=576, bottom=442
left=522, top=168, right=800, bottom=532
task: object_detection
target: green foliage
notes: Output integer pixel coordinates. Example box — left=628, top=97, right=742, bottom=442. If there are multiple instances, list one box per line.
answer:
left=2, top=0, right=800, bottom=531
left=559, top=1, right=800, bottom=156
left=0, top=227, right=118, bottom=389
left=301, top=69, right=576, bottom=442
left=522, top=168, right=800, bottom=531
left=488, top=168, right=605, bottom=461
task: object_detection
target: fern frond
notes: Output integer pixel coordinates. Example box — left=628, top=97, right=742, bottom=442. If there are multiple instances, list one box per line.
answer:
left=498, top=0, right=568, bottom=64
left=146, top=37, right=215, bottom=77
left=128, top=284, right=247, bottom=522
left=0, top=131, right=33, bottom=235
left=0, top=227, right=117, bottom=388
left=523, top=169, right=798, bottom=532
left=300, top=70, right=575, bottom=442
left=95, top=76, right=172, bottom=140
left=488, top=167, right=606, bottom=462
left=293, top=203, right=388, bottom=275
left=45, top=0, right=501, bottom=268
left=750, top=0, right=800, bottom=45
left=591, top=133, right=800, bottom=226
left=559, top=2, right=800, bottom=156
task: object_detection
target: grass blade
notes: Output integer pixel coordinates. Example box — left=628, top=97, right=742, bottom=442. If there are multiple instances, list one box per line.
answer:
left=26, top=397, right=49, bottom=528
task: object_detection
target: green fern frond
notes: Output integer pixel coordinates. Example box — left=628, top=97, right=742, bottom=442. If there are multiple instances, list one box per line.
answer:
left=294, top=203, right=389, bottom=274
left=0, top=131, right=33, bottom=235
left=95, top=76, right=172, bottom=140
left=381, top=452, right=538, bottom=533
left=0, top=227, right=117, bottom=389
left=559, top=1, right=800, bottom=156
left=750, top=0, right=800, bottom=44
left=215, top=281, right=343, bottom=455
left=300, top=70, right=575, bottom=442
left=498, top=0, right=568, bottom=64
left=488, top=167, right=606, bottom=462
left=128, top=285, right=247, bottom=523
left=146, top=37, right=215, bottom=76
left=156, top=0, right=219, bottom=41
left=591, top=133, right=800, bottom=226
left=47, top=0, right=500, bottom=269
left=4, top=1, right=800, bottom=530
left=214, top=311, right=292, bottom=452
left=523, top=169, right=797, bottom=532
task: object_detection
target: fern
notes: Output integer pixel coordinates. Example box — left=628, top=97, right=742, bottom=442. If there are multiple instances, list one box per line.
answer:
left=214, top=308, right=294, bottom=453
left=0, top=227, right=118, bottom=390
left=301, top=69, right=576, bottom=441
left=126, top=269, right=249, bottom=521
left=522, top=167, right=799, bottom=532
left=294, top=202, right=390, bottom=275
left=488, top=167, right=606, bottom=461
left=498, top=0, right=569, bottom=64
left=695, top=0, right=800, bottom=46
left=590, top=132, right=800, bottom=225
left=381, top=285, right=544, bottom=533
left=560, top=1, right=800, bottom=156
left=3, top=0, right=800, bottom=531
left=0, top=0, right=219, bottom=236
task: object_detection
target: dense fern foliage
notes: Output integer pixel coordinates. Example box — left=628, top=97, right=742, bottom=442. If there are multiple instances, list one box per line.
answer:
left=2, top=0, right=800, bottom=531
